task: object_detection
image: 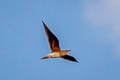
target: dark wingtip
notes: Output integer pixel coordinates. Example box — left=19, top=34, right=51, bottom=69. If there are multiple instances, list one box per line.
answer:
left=42, top=20, right=44, bottom=23
left=75, top=61, right=79, bottom=63
left=42, top=20, right=47, bottom=29
left=42, top=20, right=44, bottom=22
left=73, top=59, right=79, bottom=63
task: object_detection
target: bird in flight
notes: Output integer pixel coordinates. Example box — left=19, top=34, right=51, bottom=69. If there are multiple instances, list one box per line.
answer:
left=41, top=21, right=78, bottom=63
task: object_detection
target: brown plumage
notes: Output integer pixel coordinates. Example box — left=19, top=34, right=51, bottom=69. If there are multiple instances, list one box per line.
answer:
left=41, top=21, right=78, bottom=63
left=42, top=21, right=60, bottom=52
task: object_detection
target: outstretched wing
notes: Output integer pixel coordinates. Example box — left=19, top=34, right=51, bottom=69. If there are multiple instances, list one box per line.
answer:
left=42, top=21, right=60, bottom=52
left=61, top=55, right=78, bottom=63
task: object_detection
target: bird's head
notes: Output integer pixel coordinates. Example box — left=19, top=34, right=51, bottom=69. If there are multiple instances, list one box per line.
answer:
left=66, top=50, right=71, bottom=52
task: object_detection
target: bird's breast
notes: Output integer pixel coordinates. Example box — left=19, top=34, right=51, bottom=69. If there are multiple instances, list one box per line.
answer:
left=48, top=52, right=61, bottom=58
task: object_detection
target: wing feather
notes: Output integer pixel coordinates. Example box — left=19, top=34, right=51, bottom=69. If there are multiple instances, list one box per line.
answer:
left=42, top=21, right=60, bottom=52
left=62, top=55, right=78, bottom=63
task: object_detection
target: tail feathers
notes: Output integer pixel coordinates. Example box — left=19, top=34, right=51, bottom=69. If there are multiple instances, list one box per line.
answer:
left=61, top=55, right=79, bottom=63
left=41, top=56, right=49, bottom=59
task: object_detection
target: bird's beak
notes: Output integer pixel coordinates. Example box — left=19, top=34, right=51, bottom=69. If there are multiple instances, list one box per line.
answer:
left=67, top=50, right=71, bottom=52
left=41, top=56, right=49, bottom=59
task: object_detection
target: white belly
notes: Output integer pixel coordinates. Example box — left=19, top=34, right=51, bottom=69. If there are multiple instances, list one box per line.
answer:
left=48, top=52, right=61, bottom=58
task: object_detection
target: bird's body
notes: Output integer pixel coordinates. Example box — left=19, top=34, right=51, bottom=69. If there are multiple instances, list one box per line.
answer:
left=48, top=50, right=70, bottom=58
left=41, top=21, right=78, bottom=63
left=48, top=52, right=61, bottom=58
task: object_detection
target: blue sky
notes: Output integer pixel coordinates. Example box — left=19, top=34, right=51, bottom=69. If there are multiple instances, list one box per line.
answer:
left=0, top=0, right=120, bottom=80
